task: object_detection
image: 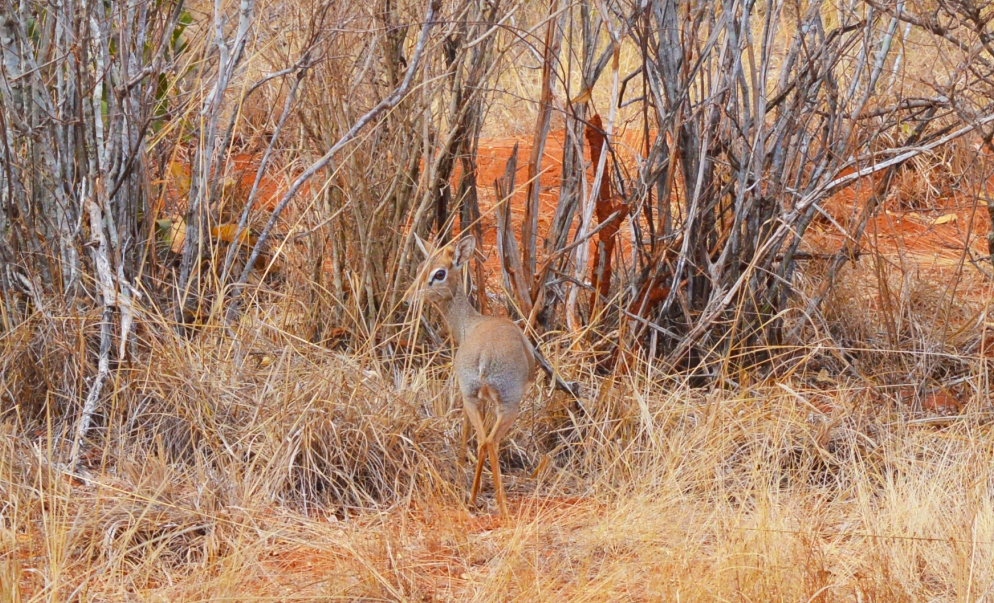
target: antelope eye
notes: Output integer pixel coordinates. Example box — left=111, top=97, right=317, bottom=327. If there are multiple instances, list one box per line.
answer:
left=430, top=268, right=447, bottom=284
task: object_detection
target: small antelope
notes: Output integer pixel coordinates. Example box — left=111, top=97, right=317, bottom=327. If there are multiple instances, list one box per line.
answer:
left=410, top=235, right=536, bottom=516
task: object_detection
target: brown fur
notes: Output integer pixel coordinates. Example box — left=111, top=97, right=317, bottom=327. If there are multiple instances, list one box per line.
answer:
left=411, top=235, right=536, bottom=516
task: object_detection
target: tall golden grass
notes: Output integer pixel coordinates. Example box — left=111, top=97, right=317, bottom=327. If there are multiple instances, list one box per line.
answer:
left=4, top=0, right=994, bottom=600
left=3, top=316, right=994, bottom=599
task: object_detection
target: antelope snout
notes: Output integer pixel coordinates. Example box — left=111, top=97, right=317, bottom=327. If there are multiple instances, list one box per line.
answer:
left=402, top=281, right=421, bottom=306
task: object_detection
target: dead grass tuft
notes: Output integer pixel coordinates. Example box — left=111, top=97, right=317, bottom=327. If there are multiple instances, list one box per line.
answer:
left=3, top=311, right=994, bottom=600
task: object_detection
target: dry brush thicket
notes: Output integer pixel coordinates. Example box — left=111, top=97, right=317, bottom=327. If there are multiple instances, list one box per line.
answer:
left=3, top=0, right=994, bottom=599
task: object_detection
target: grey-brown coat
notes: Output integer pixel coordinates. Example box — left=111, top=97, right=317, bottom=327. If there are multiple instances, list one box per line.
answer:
left=410, top=235, right=535, bottom=516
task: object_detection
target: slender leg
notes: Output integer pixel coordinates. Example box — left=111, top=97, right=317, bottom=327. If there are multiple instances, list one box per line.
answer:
left=471, top=440, right=487, bottom=507
left=485, top=404, right=520, bottom=517
left=487, top=434, right=504, bottom=516
left=462, top=396, right=488, bottom=507
left=461, top=412, right=471, bottom=465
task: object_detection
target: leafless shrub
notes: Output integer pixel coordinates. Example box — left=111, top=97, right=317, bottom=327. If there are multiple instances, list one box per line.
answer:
left=5, top=3, right=994, bottom=596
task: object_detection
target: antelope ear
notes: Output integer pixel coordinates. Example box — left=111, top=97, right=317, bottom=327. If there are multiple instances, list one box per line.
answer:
left=452, top=235, right=476, bottom=268
left=413, top=232, right=430, bottom=257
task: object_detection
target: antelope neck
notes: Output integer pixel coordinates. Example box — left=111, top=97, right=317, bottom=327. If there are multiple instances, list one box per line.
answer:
left=439, top=282, right=483, bottom=346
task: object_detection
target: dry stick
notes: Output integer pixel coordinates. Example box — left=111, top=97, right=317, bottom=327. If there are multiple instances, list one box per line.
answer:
left=562, top=4, right=638, bottom=330
left=585, top=113, right=626, bottom=310
left=177, top=0, right=256, bottom=316
left=494, top=144, right=581, bottom=398
left=527, top=206, right=625, bottom=342
left=522, top=0, right=566, bottom=284
left=494, top=142, right=533, bottom=319
left=667, top=113, right=994, bottom=364
left=72, top=187, right=116, bottom=465
left=536, top=209, right=624, bottom=294
left=566, top=45, right=622, bottom=329
left=533, top=347, right=583, bottom=399
left=657, top=13, right=731, bottom=321
left=393, top=81, right=488, bottom=313
left=220, top=61, right=309, bottom=287
left=453, top=1, right=504, bottom=313
left=498, top=180, right=625, bottom=398
left=790, top=106, right=941, bottom=344
left=933, top=151, right=990, bottom=396
left=208, top=53, right=316, bottom=217
left=229, top=0, right=442, bottom=314
left=388, top=6, right=556, bottom=312
left=0, top=104, right=18, bottom=267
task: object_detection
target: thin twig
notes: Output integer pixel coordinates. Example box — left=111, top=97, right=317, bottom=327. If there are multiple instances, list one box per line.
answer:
left=231, top=0, right=443, bottom=307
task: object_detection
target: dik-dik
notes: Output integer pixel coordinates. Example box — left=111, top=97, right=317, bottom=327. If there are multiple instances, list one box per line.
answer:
left=410, top=235, right=535, bottom=516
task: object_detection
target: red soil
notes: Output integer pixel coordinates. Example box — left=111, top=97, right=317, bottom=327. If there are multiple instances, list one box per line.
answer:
left=159, top=130, right=994, bottom=307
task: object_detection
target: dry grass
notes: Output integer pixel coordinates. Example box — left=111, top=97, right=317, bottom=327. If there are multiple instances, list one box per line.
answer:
left=6, top=0, right=994, bottom=600
left=3, top=300, right=994, bottom=600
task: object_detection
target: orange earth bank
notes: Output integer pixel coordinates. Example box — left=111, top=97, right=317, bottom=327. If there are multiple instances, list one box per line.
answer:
left=158, top=132, right=994, bottom=297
